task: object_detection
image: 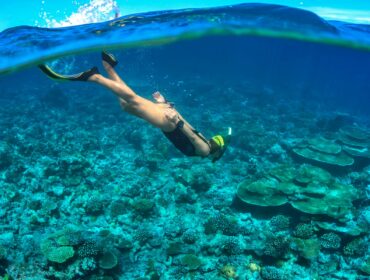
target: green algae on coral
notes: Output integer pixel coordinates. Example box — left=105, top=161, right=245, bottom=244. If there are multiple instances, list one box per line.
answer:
left=174, top=167, right=212, bottom=192
left=291, top=238, right=320, bottom=260
left=99, top=251, right=118, bottom=270
left=314, top=221, right=364, bottom=236
left=47, top=246, right=75, bottom=264
left=291, top=182, right=357, bottom=221
left=343, top=238, right=367, bottom=257
left=49, top=227, right=83, bottom=246
left=360, top=257, right=370, bottom=275
left=299, top=182, right=328, bottom=197
left=269, top=164, right=296, bottom=182
left=290, top=198, right=330, bottom=216
left=237, top=178, right=288, bottom=207
left=40, top=239, right=75, bottom=263
left=0, top=141, right=12, bottom=170
left=295, top=164, right=332, bottom=185
left=167, top=242, right=187, bottom=256
left=181, top=254, right=202, bottom=270
left=293, top=127, right=370, bottom=168
left=0, top=245, right=6, bottom=260
left=338, top=134, right=369, bottom=148
left=276, top=182, right=300, bottom=195
left=237, top=166, right=358, bottom=221
left=342, top=145, right=370, bottom=159
left=131, top=198, right=155, bottom=216
left=338, top=126, right=370, bottom=155
left=293, top=147, right=354, bottom=167
left=340, top=126, right=370, bottom=141
left=308, top=137, right=342, bottom=154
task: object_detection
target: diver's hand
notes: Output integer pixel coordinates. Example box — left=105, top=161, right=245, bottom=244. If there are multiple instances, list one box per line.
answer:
left=152, top=91, right=166, bottom=103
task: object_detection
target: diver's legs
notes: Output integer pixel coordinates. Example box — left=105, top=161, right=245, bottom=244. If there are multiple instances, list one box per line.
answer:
left=102, top=60, right=124, bottom=84
left=89, top=74, right=137, bottom=102
left=101, top=52, right=124, bottom=84
left=102, top=61, right=129, bottom=107
left=101, top=52, right=140, bottom=109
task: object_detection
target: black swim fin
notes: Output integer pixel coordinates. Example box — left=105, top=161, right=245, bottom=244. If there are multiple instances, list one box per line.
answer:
left=38, top=64, right=99, bottom=82
left=102, top=51, right=118, bottom=68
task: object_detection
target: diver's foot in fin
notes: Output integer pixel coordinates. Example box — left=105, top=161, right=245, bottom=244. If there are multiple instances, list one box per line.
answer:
left=76, top=67, right=100, bottom=81
left=38, top=64, right=100, bottom=82
left=102, top=51, right=118, bottom=68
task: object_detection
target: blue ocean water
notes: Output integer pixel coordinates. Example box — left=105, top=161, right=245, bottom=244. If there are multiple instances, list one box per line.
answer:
left=0, top=3, right=370, bottom=279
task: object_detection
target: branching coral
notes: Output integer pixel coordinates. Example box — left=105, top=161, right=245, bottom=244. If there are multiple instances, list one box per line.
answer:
left=261, top=266, right=286, bottom=280
left=221, top=236, right=243, bottom=255
left=293, top=223, right=315, bottom=239
left=270, top=215, right=290, bottom=231
left=320, top=233, right=341, bottom=250
left=343, top=238, right=368, bottom=257
left=203, top=214, right=239, bottom=236
left=263, top=235, right=290, bottom=258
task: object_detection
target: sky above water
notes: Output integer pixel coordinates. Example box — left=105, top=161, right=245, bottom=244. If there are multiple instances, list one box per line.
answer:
left=1, top=0, right=370, bottom=31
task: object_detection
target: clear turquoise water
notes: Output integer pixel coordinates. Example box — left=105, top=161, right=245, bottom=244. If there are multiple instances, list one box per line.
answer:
left=0, top=3, right=369, bottom=279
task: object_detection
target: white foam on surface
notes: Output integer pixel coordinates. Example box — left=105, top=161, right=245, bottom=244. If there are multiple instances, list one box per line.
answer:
left=38, top=0, right=120, bottom=28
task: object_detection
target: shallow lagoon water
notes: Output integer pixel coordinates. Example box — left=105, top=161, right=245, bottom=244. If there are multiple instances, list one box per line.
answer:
left=0, top=3, right=369, bottom=280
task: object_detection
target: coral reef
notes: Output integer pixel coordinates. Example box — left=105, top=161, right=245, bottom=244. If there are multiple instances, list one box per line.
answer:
left=0, top=76, right=369, bottom=279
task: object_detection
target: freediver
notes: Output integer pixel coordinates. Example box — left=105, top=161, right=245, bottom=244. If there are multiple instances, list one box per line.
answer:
left=38, top=52, right=231, bottom=162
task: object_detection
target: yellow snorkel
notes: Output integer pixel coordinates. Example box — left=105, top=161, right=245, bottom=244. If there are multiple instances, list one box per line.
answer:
left=211, top=127, right=232, bottom=162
